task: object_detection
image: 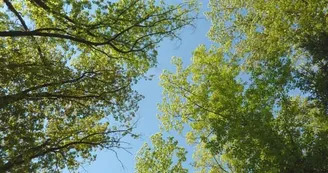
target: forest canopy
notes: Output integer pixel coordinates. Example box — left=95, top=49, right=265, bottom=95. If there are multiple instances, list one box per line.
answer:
left=0, top=0, right=196, bottom=172
left=136, top=0, right=328, bottom=173
left=2, top=0, right=328, bottom=172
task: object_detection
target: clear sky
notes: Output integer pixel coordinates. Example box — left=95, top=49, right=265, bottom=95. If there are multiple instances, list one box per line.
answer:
left=72, top=1, right=212, bottom=172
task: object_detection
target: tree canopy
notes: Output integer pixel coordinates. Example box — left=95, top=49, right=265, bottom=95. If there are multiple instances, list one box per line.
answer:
left=3, top=0, right=328, bottom=172
left=207, top=0, right=328, bottom=109
left=159, top=46, right=328, bottom=172
left=0, top=0, right=196, bottom=172
left=136, top=0, right=328, bottom=173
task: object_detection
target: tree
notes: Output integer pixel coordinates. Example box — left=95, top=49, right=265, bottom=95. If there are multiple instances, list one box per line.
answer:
left=142, top=1, right=328, bottom=172
left=159, top=45, right=328, bottom=172
left=206, top=0, right=328, bottom=110
left=135, top=133, right=188, bottom=173
left=0, top=0, right=197, bottom=172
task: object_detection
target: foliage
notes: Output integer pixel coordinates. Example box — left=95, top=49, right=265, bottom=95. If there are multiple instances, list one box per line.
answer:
left=152, top=1, right=328, bottom=172
left=135, top=133, right=188, bottom=173
left=206, top=0, right=328, bottom=109
left=0, top=0, right=196, bottom=172
left=159, top=44, right=328, bottom=172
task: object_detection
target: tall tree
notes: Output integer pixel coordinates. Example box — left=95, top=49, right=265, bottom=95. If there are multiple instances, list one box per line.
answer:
left=159, top=45, right=328, bottom=173
left=153, top=0, right=328, bottom=172
left=0, top=0, right=197, bottom=172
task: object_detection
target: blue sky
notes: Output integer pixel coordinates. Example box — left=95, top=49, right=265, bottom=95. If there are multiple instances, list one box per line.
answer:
left=74, top=1, right=212, bottom=172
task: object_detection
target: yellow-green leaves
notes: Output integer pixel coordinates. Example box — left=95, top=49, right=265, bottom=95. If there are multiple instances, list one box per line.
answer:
left=206, top=0, right=328, bottom=107
left=135, top=133, right=188, bottom=173
left=159, top=45, right=242, bottom=134
left=145, top=0, right=328, bottom=173
left=157, top=4, right=328, bottom=170
left=158, top=45, right=245, bottom=171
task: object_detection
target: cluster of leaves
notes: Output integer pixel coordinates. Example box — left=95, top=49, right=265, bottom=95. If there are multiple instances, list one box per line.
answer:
left=136, top=0, right=328, bottom=173
left=0, top=0, right=196, bottom=172
left=135, top=133, right=188, bottom=173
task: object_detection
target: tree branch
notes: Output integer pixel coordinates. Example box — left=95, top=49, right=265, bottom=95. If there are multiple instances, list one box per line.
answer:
left=4, top=0, right=29, bottom=30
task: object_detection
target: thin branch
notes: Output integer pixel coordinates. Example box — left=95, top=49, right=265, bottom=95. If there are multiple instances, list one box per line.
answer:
left=4, top=0, right=47, bottom=64
left=4, top=0, right=28, bottom=30
left=108, top=149, right=126, bottom=170
left=213, top=155, right=229, bottom=173
left=169, top=80, right=228, bottom=119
